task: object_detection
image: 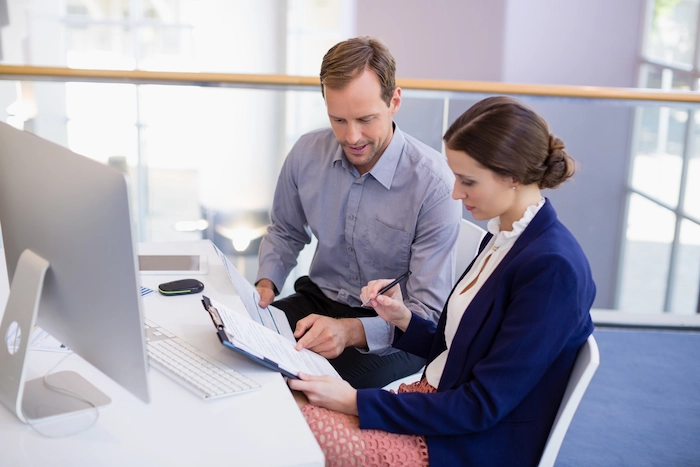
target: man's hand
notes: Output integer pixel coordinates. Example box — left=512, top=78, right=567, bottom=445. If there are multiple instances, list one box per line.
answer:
left=294, top=314, right=366, bottom=358
left=256, top=279, right=276, bottom=308
left=287, top=372, right=358, bottom=415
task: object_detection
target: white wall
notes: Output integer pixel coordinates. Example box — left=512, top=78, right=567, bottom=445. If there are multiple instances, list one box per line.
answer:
left=503, top=0, right=643, bottom=86
left=356, top=0, right=507, bottom=81
left=356, top=0, right=642, bottom=87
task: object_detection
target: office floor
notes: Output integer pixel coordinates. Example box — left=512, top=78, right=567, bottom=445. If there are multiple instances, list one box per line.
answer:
left=556, top=327, right=700, bottom=466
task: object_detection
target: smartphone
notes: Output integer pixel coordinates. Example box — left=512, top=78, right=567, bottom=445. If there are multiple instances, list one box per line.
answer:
left=138, top=255, right=208, bottom=275
left=158, top=279, right=205, bottom=296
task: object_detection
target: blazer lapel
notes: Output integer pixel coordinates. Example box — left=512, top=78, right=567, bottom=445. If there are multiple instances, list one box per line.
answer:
left=428, top=232, right=494, bottom=362
left=437, top=201, right=559, bottom=390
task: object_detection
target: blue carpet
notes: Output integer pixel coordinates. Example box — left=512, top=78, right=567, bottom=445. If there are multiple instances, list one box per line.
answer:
left=556, top=328, right=700, bottom=466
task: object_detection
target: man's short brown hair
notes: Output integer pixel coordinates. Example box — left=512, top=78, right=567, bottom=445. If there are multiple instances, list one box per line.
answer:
left=320, top=36, right=396, bottom=106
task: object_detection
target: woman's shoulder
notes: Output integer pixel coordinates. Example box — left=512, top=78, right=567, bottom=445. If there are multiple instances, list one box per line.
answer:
left=512, top=219, right=592, bottom=278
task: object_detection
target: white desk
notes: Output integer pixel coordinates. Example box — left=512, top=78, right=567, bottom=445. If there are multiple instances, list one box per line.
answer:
left=0, top=241, right=324, bottom=467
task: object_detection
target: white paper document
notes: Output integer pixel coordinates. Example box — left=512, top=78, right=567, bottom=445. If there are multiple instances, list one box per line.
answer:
left=210, top=297, right=340, bottom=379
left=211, top=243, right=291, bottom=339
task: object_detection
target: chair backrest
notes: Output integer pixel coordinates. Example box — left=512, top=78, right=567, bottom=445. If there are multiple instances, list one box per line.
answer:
left=538, top=334, right=601, bottom=467
left=455, top=218, right=487, bottom=276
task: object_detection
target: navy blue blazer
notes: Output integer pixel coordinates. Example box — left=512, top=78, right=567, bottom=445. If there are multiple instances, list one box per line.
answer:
left=357, top=200, right=595, bottom=466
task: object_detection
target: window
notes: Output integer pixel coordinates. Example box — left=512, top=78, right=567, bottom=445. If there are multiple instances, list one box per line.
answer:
left=618, top=0, right=700, bottom=314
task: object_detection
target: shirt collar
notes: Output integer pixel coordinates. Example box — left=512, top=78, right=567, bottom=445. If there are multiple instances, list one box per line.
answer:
left=368, top=122, right=403, bottom=190
left=487, top=197, right=546, bottom=248
left=332, top=122, right=404, bottom=190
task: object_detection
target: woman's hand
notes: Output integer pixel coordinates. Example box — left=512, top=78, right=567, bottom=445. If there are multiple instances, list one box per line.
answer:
left=361, top=279, right=412, bottom=332
left=287, top=373, right=358, bottom=416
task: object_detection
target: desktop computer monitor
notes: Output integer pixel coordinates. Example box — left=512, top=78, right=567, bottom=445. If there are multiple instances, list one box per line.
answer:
left=0, top=122, right=149, bottom=422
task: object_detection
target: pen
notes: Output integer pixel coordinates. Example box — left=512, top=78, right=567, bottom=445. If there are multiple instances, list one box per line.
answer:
left=362, top=270, right=412, bottom=307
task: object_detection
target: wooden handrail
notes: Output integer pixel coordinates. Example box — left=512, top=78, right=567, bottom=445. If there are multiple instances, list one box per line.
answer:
left=0, top=65, right=320, bottom=87
left=1, top=64, right=700, bottom=104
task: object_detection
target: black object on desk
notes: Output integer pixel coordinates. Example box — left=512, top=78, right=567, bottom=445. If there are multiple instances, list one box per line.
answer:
left=158, top=278, right=204, bottom=296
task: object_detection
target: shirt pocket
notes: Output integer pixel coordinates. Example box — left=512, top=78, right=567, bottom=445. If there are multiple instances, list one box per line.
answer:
left=362, top=218, right=410, bottom=275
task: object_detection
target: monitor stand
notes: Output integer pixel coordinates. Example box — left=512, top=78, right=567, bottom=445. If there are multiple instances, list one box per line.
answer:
left=0, top=249, right=111, bottom=424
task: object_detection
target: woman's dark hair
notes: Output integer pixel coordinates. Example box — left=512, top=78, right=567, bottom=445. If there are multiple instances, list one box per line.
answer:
left=443, top=96, right=575, bottom=189
left=320, top=36, right=396, bottom=106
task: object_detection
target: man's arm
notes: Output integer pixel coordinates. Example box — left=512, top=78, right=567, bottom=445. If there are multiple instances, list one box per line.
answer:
left=256, top=149, right=312, bottom=304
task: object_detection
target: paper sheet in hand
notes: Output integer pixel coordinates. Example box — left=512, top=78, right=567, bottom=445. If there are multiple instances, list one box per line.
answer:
left=211, top=243, right=285, bottom=335
left=204, top=296, right=340, bottom=379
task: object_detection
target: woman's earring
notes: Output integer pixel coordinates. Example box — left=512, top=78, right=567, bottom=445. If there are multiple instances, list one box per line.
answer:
left=512, top=186, right=516, bottom=190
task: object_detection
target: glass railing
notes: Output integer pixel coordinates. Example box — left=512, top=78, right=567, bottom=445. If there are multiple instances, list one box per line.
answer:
left=1, top=65, right=699, bottom=325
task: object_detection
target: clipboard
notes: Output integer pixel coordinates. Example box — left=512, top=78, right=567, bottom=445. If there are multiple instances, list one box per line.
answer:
left=201, top=296, right=340, bottom=380
left=202, top=295, right=299, bottom=379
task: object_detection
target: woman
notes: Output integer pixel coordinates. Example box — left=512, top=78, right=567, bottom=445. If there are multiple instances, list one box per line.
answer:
left=288, top=96, right=596, bottom=466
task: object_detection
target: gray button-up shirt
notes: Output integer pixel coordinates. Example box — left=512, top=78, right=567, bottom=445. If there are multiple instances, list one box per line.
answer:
left=257, top=124, right=461, bottom=354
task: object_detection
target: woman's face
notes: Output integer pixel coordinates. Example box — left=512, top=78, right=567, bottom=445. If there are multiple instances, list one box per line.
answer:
left=446, top=147, right=517, bottom=222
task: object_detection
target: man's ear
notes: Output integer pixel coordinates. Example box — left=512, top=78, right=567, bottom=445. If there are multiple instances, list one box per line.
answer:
left=389, top=87, right=402, bottom=116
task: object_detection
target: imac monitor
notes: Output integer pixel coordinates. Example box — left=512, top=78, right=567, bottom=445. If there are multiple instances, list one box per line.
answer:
left=0, top=122, right=150, bottom=422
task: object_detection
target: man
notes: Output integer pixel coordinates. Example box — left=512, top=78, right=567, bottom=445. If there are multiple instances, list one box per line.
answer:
left=256, top=36, right=461, bottom=389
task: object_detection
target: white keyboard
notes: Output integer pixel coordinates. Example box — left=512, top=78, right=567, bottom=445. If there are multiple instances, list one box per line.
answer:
left=144, top=319, right=260, bottom=400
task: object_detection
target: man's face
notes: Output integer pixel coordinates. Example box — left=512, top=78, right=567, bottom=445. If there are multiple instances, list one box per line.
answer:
left=324, top=69, right=401, bottom=174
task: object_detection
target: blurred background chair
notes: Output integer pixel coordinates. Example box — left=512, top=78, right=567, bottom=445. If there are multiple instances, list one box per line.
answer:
left=455, top=218, right=487, bottom=277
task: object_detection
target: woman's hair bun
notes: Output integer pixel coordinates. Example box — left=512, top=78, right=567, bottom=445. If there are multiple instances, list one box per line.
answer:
left=539, top=135, right=576, bottom=189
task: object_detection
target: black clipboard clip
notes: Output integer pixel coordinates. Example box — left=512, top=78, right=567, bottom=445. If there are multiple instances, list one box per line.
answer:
left=202, top=295, right=224, bottom=329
